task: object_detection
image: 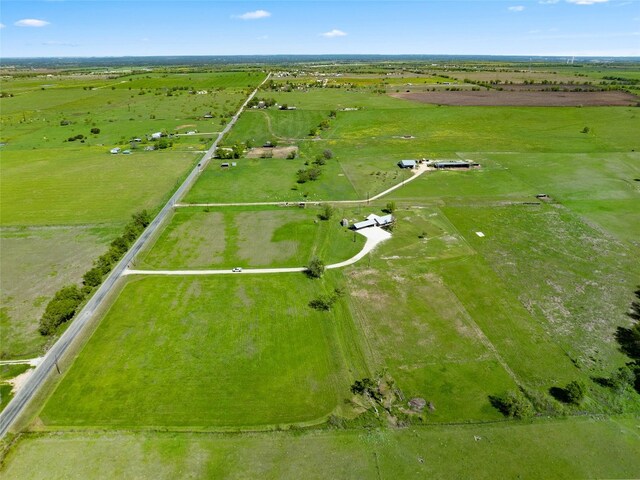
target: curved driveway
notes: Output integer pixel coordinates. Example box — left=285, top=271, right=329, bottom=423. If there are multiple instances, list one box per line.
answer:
left=123, top=226, right=391, bottom=276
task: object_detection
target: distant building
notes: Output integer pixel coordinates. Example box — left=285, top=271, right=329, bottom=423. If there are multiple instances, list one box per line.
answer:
left=110, top=147, right=121, bottom=154
left=263, top=141, right=274, bottom=148
left=203, top=113, right=213, bottom=118
left=398, top=159, right=417, bottom=169
left=434, top=161, right=473, bottom=169
left=150, top=132, right=163, bottom=140
left=122, top=149, right=132, bottom=155
left=221, top=162, right=230, bottom=168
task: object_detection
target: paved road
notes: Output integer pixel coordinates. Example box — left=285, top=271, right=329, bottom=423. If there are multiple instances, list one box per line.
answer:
left=123, top=226, right=391, bottom=276
left=175, top=164, right=430, bottom=208
left=0, top=74, right=272, bottom=439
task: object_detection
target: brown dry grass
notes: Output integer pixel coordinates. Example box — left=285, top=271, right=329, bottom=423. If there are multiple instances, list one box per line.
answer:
left=391, top=90, right=639, bottom=107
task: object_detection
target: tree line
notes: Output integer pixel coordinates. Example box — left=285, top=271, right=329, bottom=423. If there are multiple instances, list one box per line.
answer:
left=39, top=211, right=151, bottom=336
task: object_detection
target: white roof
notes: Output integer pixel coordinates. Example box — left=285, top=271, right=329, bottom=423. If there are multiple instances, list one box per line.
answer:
left=353, top=219, right=377, bottom=230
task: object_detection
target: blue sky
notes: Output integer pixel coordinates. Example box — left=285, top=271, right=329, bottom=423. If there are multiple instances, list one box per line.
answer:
left=0, top=0, right=638, bottom=58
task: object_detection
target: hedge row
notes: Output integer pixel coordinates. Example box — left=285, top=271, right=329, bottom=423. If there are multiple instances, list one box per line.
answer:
left=38, top=211, right=151, bottom=336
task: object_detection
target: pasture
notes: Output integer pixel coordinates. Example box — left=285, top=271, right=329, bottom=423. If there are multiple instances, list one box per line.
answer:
left=38, top=273, right=365, bottom=428
left=3, top=63, right=640, bottom=478
left=137, top=206, right=365, bottom=269
left=2, top=418, right=639, bottom=479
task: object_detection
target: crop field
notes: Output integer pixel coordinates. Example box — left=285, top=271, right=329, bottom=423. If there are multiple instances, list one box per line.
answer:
left=2, top=63, right=640, bottom=478
left=38, top=273, right=364, bottom=428
left=137, top=206, right=365, bottom=269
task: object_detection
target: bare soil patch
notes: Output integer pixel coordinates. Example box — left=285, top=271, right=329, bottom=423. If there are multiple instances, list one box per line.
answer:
left=391, top=90, right=639, bottom=107
left=246, top=146, right=298, bottom=159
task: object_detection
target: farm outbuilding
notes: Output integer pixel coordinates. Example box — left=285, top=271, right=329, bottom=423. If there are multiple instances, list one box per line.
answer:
left=435, top=161, right=472, bottom=169
left=398, top=159, right=417, bottom=169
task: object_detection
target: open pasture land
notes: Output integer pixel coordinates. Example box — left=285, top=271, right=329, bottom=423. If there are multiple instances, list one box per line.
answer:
left=346, top=207, right=579, bottom=417
left=392, top=90, right=640, bottom=106
left=0, top=225, right=119, bottom=358
left=2, top=418, right=639, bottom=479
left=38, top=273, right=363, bottom=428
left=184, top=155, right=359, bottom=203
left=0, top=148, right=196, bottom=225
left=442, top=203, right=639, bottom=374
left=137, top=206, right=365, bottom=270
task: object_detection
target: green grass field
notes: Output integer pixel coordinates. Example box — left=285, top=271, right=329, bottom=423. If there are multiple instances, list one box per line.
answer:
left=137, top=206, right=365, bottom=269
left=4, top=64, right=640, bottom=478
left=38, top=273, right=364, bottom=428
left=2, top=418, right=639, bottom=479
left=0, top=225, right=119, bottom=358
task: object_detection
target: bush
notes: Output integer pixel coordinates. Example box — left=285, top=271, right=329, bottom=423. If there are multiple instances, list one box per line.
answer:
left=306, top=257, right=325, bottom=278
left=323, top=149, right=333, bottom=159
left=318, top=204, right=334, bottom=221
left=39, top=285, right=86, bottom=335
left=489, top=390, right=534, bottom=419
left=82, top=267, right=103, bottom=288
left=90, top=127, right=100, bottom=134
left=565, top=380, right=587, bottom=405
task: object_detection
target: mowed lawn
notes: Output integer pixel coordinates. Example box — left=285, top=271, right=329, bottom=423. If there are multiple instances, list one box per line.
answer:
left=137, top=206, right=365, bottom=269
left=3, top=418, right=639, bottom=479
left=0, top=148, right=196, bottom=225
left=39, top=274, right=356, bottom=428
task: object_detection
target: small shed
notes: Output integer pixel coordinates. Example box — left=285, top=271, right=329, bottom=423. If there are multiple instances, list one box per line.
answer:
left=110, top=147, right=121, bottom=154
left=151, top=132, right=163, bottom=140
left=263, top=141, right=274, bottom=148
left=340, top=218, right=349, bottom=228
left=398, top=159, right=417, bottom=169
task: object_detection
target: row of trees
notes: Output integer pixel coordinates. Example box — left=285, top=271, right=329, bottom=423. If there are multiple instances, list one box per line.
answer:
left=39, top=211, right=151, bottom=336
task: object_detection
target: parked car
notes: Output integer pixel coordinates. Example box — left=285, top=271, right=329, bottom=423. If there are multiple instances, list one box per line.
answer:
left=232, top=267, right=242, bottom=273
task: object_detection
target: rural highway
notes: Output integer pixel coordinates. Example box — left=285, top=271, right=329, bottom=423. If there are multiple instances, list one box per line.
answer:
left=122, top=226, right=391, bottom=276
left=0, top=73, right=271, bottom=439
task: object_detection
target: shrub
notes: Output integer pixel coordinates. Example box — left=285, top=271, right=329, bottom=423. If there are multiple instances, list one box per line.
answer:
left=489, top=390, right=534, bottom=419
left=39, top=285, right=86, bottom=335
left=90, top=127, right=100, bottom=134
left=564, top=380, right=587, bottom=405
left=306, top=257, right=325, bottom=278
left=318, top=204, right=334, bottom=220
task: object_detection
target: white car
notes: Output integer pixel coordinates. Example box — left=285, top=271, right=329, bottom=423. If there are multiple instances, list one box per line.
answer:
left=232, top=267, right=242, bottom=273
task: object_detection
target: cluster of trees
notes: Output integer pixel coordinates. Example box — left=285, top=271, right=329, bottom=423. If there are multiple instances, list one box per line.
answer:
left=39, top=211, right=151, bottom=336
left=247, top=96, right=277, bottom=108
left=66, top=134, right=85, bottom=143
left=296, top=149, right=333, bottom=184
left=215, top=143, right=244, bottom=159
left=610, top=288, right=640, bottom=393
left=309, top=287, right=345, bottom=311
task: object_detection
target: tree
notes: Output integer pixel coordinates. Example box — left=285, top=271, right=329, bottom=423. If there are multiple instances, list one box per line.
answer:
left=564, top=380, right=587, bottom=405
left=307, top=257, right=325, bottom=278
left=581, top=126, right=590, bottom=134
left=318, top=204, right=334, bottom=221
left=39, top=285, right=86, bottom=335
left=323, top=149, right=333, bottom=160
left=90, top=127, right=100, bottom=134
left=489, top=390, right=534, bottom=419
left=384, top=201, right=396, bottom=214
left=82, top=267, right=103, bottom=288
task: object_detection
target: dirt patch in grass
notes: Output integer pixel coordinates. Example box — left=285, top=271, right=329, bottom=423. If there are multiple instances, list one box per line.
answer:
left=246, top=146, right=298, bottom=159
left=390, top=90, right=640, bottom=106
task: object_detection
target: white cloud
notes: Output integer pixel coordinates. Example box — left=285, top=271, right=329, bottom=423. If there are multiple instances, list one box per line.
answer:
left=234, top=10, right=271, bottom=20
left=539, top=0, right=560, bottom=3
left=321, top=29, right=347, bottom=38
left=508, top=5, right=526, bottom=11
left=566, top=0, right=609, bottom=4
left=0, top=23, right=5, bottom=29
left=15, top=18, right=50, bottom=27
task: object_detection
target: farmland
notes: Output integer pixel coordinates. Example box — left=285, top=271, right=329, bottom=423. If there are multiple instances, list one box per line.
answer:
left=0, top=70, right=265, bottom=360
left=1, top=60, right=640, bottom=478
